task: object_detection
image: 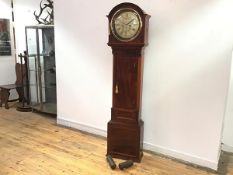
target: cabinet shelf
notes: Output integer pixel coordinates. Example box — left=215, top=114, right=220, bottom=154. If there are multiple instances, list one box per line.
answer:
left=28, top=53, right=52, bottom=57
left=29, top=68, right=56, bottom=73
left=29, top=84, right=56, bottom=88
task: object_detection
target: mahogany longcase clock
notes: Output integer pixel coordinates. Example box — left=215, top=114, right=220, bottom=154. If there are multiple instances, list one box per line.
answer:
left=107, top=3, right=150, bottom=162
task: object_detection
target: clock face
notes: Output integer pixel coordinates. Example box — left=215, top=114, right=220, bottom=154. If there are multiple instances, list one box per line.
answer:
left=111, top=9, right=142, bottom=41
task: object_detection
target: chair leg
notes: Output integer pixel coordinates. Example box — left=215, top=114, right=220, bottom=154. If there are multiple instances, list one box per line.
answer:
left=1, top=89, right=10, bottom=109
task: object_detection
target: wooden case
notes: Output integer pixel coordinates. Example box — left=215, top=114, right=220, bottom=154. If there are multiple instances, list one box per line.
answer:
left=107, top=3, right=150, bottom=162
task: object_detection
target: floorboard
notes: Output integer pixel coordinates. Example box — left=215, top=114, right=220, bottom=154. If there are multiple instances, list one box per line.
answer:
left=0, top=104, right=231, bottom=175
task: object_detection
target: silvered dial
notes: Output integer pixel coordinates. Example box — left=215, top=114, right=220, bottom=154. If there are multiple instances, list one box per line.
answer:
left=111, top=9, right=141, bottom=41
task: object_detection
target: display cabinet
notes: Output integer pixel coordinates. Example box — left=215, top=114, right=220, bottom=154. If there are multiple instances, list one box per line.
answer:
left=25, top=25, right=56, bottom=114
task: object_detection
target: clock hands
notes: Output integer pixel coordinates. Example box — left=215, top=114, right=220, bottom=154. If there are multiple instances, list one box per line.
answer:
left=126, top=19, right=135, bottom=25
left=116, top=18, right=135, bottom=26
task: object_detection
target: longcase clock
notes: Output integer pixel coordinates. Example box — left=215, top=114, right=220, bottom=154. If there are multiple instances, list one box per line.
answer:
left=107, top=3, right=150, bottom=162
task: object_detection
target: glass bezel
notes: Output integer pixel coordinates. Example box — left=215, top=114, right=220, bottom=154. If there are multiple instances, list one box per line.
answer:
left=110, top=8, right=142, bottom=42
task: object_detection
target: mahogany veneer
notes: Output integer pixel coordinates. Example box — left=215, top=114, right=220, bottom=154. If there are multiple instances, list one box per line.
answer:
left=107, top=3, right=150, bottom=162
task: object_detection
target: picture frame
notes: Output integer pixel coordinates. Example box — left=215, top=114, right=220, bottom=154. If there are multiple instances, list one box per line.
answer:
left=0, top=19, right=11, bottom=56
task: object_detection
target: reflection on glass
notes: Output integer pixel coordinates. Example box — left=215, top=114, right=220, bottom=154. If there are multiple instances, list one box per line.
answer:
left=26, top=26, right=56, bottom=114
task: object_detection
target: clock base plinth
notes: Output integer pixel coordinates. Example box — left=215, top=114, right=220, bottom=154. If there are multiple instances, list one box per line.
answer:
left=107, top=120, right=144, bottom=162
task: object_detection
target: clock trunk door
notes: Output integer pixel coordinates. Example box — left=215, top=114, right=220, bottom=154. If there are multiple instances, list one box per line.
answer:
left=113, top=54, right=139, bottom=110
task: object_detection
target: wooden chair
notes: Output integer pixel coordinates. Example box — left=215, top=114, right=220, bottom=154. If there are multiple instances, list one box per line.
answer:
left=0, top=63, right=26, bottom=109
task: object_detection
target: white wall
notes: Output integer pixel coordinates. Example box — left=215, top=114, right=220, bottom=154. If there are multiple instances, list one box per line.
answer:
left=0, top=0, right=16, bottom=99
left=55, top=0, right=233, bottom=170
left=222, top=51, right=233, bottom=151
left=14, top=0, right=41, bottom=53
left=0, top=0, right=40, bottom=100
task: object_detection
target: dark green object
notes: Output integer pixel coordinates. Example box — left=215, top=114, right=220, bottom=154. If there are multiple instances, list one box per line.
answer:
left=119, top=160, right=134, bottom=170
left=106, top=155, right=116, bottom=170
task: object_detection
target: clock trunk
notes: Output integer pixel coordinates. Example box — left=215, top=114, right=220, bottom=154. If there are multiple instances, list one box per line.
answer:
left=108, top=47, right=145, bottom=162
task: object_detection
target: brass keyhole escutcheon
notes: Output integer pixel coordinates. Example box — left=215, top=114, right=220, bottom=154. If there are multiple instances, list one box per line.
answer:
left=115, top=83, right=119, bottom=94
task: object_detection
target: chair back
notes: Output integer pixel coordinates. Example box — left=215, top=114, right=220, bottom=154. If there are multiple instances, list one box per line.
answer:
left=15, top=63, right=26, bottom=86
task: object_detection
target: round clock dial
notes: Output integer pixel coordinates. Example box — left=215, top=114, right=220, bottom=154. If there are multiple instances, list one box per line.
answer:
left=111, top=9, right=142, bottom=41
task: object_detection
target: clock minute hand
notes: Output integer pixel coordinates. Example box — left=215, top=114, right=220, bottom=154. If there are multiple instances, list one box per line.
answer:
left=126, top=19, right=135, bottom=25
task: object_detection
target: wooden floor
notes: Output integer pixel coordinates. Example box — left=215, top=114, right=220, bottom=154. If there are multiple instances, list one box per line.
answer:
left=0, top=104, right=231, bottom=175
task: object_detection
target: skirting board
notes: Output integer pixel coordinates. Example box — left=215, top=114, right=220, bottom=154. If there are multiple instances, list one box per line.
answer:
left=57, top=117, right=107, bottom=137
left=57, top=118, right=218, bottom=170
left=222, top=144, right=233, bottom=153
left=143, top=142, right=218, bottom=170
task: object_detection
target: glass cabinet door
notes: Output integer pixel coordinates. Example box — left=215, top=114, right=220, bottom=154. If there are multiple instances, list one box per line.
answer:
left=26, top=26, right=56, bottom=115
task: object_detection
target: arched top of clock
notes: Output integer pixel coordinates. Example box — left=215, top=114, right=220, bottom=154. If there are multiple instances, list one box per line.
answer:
left=107, top=2, right=148, bottom=19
